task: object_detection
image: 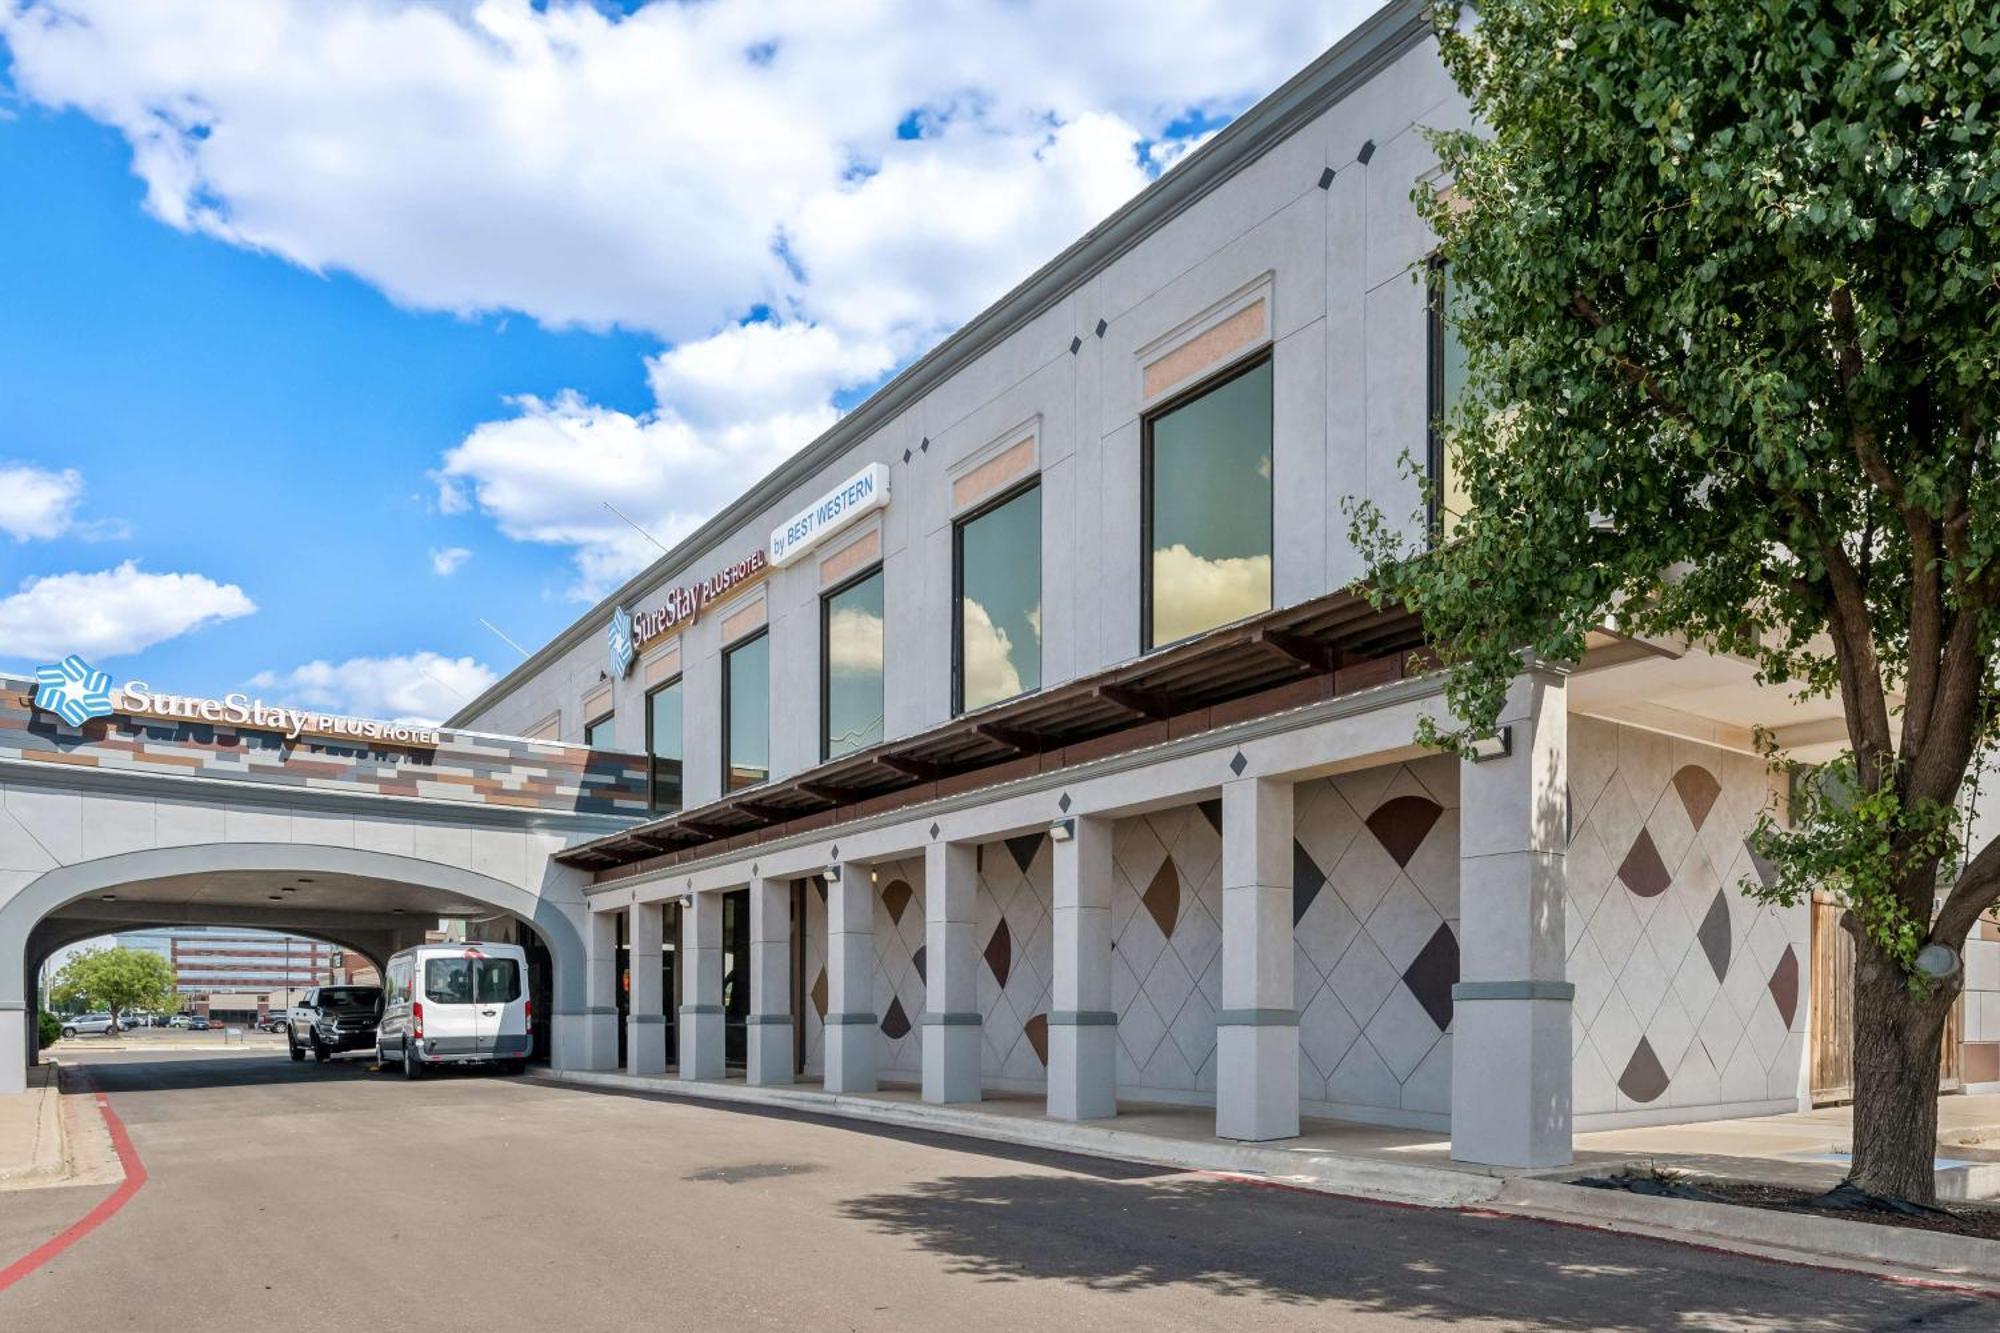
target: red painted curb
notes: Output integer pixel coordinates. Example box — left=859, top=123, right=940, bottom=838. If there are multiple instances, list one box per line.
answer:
left=0, top=1087, right=148, bottom=1293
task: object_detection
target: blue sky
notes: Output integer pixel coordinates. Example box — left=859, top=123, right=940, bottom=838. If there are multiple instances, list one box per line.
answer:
left=0, top=0, right=1364, bottom=722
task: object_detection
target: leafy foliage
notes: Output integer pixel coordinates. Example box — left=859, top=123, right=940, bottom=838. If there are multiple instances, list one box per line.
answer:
left=1349, top=0, right=2000, bottom=981
left=37, top=1010, right=62, bottom=1050
left=50, top=946, right=178, bottom=1023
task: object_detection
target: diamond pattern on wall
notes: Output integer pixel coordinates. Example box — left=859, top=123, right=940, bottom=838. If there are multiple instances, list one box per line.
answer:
left=1293, top=840, right=1326, bottom=925
left=1617, top=1036, right=1670, bottom=1103
left=1023, top=1013, right=1049, bottom=1066
left=1697, top=889, right=1731, bottom=983
left=880, top=995, right=911, bottom=1039
left=1673, top=765, right=1722, bottom=831
left=1142, top=858, right=1181, bottom=940
left=911, top=945, right=927, bottom=984
left=1006, top=833, right=1045, bottom=875
left=984, top=917, right=1012, bottom=988
left=881, top=878, right=914, bottom=926
left=1365, top=795, right=1442, bottom=869
left=1198, top=798, right=1223, bottom=834
left=1617, top=829, right=1672, bottom=897
left=1769, top=944, right=1800, bottom=1029
left=810, top=968, right=828, bottom=1020
left=1401, top=923, right=1458, bottom=1031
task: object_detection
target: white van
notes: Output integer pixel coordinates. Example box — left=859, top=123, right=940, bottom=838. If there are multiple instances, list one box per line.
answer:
left=377, top=941, right=532, bottom=1078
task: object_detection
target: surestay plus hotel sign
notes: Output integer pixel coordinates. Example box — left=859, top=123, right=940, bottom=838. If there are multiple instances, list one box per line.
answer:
left=6, top=1, right=1996, bottom=1166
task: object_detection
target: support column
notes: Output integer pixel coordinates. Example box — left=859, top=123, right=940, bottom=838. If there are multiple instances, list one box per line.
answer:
left=922, top=840, right=981, bottom=1104
left=680, top=890, right=725, bottom=1081
left=1452, top=667, right=1572, bottom=1168
left=625, top=900, right=667, bottom=1076
left=823, top=862, right=876, bottom=1094
left=577, top=909, right=620, bottom=1072
left=1049, top=816, right=1116, bottom=1121
left=1217, top=776, right=1300, bottom=1141
left=1, top=1001, right=25, bottom=1096
left=747, top=873, right=793, bottom=1086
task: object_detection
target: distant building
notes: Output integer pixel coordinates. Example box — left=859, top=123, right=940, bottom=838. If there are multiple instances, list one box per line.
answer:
left=111, top=926, right=378, bottom=1021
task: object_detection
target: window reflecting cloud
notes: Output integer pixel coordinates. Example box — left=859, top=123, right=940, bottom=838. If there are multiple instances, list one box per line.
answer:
left=1148, top=545, right=1272, bottom=645
left=960, top=597, right=1026, bottom=707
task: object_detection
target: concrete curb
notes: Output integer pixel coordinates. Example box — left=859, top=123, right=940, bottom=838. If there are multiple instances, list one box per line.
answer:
left=1492, top=1177, right=2000, bottom=1291
left=0, top=1064, right=67, bottom=1189
left=548, top=1070, right=1507, bottom=1207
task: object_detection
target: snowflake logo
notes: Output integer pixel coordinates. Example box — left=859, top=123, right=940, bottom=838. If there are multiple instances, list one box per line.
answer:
left=606, top=605, right=635, bottom=679
left=34, top=654, right=115, bottom=727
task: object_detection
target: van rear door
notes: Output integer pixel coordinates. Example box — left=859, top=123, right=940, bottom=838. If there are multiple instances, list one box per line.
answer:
left=470, top=954, right=524, bottom=1057
left=419, top=951, right=480, bottom=1057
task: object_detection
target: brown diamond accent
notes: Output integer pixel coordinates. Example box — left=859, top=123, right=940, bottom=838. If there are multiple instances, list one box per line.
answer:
left=1142, top=857, right=1181, bottom=939
left=881, top=878, right=914, bottom=925
left=1293, top=840, right=1326, bottom=925
left=810, top=968, right=828, bottom=1020
left=1401, top=923, right=1459, bottom=1030
left=1023, top=1013, right=1049, bottom=1066
left=911, top=945, right=926, bottom=984
left=1769, top=944, right=1800, bottom=1029
left=1618, top=829, right=1672, bottom=898
left=1617, top=1037, right=1670, bottom=1104
left=1366, top=795, right=1442, bottom=869
left=1006, top=833, right=1044, bottom=874
left=1197, top=798, right=1223, bottom=834
left=1673, top=765, right=1722, bottom=832
left=880, top=996, right=912, bottom=1040
left=1697, top=889, right=1731, bottom=982
left=984, top=918, right=1012, bottom=988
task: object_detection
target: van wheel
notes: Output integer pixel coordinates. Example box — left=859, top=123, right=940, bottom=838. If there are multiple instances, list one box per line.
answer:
left=288, top=1034, right=304, bottom=1062
left=402, top=1043, right=422, bottom=1080
left=501, top=1059, right=527, bottom=1076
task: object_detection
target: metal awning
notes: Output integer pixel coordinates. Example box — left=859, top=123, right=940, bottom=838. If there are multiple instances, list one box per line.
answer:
left=559, top=587, right=1425, bottom=877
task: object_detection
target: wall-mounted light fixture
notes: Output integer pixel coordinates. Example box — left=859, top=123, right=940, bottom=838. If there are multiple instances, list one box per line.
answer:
left=1466, top=726, right=1513, bottom=762
left=826, top=863, right=843, bottom=883
left=1049, top=818, right=1075, bottom=843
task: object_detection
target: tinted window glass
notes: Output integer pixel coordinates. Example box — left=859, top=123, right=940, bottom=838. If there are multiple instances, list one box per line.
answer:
left=584, top=713, right=616, bottom=749
left=956, top=485, right=1040, bottom=711
left=317, top=987, right=379, bottom=1011
left=473, top=959, right=521, bottom=1003
left=724, top=632, right=770, bottom=791
left=823, top=568, right=884, bottom=758
left=423, top=959, right=473, bottom=1004
left=1146, top=358, right=1273, bottom=648
left=647, top=680, right=683, bottom=813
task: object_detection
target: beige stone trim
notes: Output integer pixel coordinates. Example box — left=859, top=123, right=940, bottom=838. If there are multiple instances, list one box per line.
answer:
left=950, top=435, right=1038, bottom=513
left=1141, top=298, right=1267, bottom=402
left=643, top=639, right=682, bottom=689
left=720, top=595, right=768, bottom=645
left=525, top=710, right=561, bottom=742
left=819, top=528, right=882, bottom=589
left=582, top=682, right=613, bottom=724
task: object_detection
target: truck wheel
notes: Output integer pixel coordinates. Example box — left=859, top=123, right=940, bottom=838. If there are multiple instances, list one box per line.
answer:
left=287, top=1033, right=304, bottom=1062
left=312, top=1036, right=329, bottom=1063
left=402, top=1043, right=422, bottom=1080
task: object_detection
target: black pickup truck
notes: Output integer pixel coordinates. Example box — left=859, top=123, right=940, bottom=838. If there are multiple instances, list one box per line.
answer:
left=286, top=985, right=384, bottom=1063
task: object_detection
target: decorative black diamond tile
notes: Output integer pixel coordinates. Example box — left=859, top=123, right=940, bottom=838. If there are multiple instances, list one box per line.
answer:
left=879, top=996, right=911, bottom=1040
left=1697, top=888, right=1731, bottom=982
left=902, top=448, right=912, bottom=463
left=1229, top=751, right=1248, bottom=776
left=1316, top=166, right=1335, bottom=189
left=1401, top=922, right=1459, bottom=1031
left=1057, top=791, right=1072, bottom=813
left=1617, top=1037, right=1669, bottom=1103
left=1197, top=798, right=1222, bottom=834
left=1005, top=832, right=1045, bottom=874
left=1093, top=318, right=1107, bottom=337
left=929, top=821, right=940, bottom=839
left=812, top=874, right=827, bottom=903
left=919, top=436, right=929, bottom=452
left=1366, top=795, right=1442, bottom=869
left=1068, top=335, right=1082, bottom=354
left=1617, top=829, right=1672, bottom=897
left=1770, top=944, right=1799, bottom=1029
left=830, top=844, right=838, bottom=858
left=984, top=918, right=1012, bottom=987
left=1293, top=839, right=1326, bottom=925
left=1355, top=138, right=1376, bottom=164
left=912, top=945, right=926, bottom=984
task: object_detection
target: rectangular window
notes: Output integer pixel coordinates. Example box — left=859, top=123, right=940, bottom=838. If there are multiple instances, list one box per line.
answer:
left=822, top=566, right=885, bottom=759
left=1427, top=260, right=1471, bottom=538
left=584, top=712, right=616, bottom=749
left=645, top=679, right=683, bottom=813
left=954, top=482, right=1041, bottom=713
left=1142, top=355, right=1273, bottom=650
left=723, top=630, right=770, bottom=791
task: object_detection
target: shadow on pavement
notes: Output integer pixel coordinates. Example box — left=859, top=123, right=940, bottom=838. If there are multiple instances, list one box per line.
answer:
left=835, top=1171, right=1994, bottom=1330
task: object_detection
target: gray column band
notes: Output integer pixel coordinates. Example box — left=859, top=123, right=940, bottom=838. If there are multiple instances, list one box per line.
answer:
left=1046, top=1010, right=1118, bottom=1026
left=920, top=1011, right=982, bottom=1027
left=0, top=1001, right=24, bottom=1012
left=745, top=1013, right=793, bottom=1026
left=1215, top=1008, right=1298, bottom=1026
left=627, top=1013, right=666, bottom=1025
left=560, top=1006, right=620, bottom=1017
left=824, top=1011, right=878, bottom=1026
left=679, top=1003, right=725, bottom=1016
left=1450, top=981, right=1576, bottom=1001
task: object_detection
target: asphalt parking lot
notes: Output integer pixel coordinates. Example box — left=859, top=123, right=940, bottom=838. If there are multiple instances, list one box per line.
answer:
left=2, top=1050, right=1992, bottom=1331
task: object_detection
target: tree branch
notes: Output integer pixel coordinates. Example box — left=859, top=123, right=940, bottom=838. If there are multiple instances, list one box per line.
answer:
left=1931, top=835, right=2000, bottom=950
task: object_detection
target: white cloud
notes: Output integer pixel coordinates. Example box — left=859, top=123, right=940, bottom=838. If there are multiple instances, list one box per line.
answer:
left=0, top=560, right=256, bottom=661
left=247, top=651, right=496, bottom=726
left=960, top=597, right=1024, bottom=707
left=0, top=462, right=82, bottom=541
left=429, top=545, right=471, bottom=576
left=826, top=604, right=884, bottom=677
left=1150, top=544, right=1270, bottom=644
left=2, top=0, right=1373, bottom=588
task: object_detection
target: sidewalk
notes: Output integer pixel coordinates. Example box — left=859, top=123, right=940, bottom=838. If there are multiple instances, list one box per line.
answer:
left=548, top=1068, right=2000, bottom=1290
left=0, top=1064, right=65, bottom=1189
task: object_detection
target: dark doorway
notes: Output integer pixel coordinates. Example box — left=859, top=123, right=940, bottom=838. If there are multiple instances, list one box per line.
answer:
left=522, top=931, right=554, bottom=1065
left=722, top=888, right=750, bottom=1067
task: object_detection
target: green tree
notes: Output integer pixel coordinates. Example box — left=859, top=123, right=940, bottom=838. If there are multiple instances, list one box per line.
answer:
left=37, top=1011, right=62, bottom=1050
left=1350, top=1, right=1999, bottom=1204
left=50, top=947, right=179, bottom=1034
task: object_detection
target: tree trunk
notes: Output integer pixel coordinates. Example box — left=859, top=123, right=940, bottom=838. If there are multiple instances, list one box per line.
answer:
left=1845, top=936, right=1955, bottom=1204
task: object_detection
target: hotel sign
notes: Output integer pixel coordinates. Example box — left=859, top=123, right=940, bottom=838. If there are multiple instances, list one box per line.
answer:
left=769, top=463, right=889, bottom=568
left=117, top=683, right=443, bottom=748
left=626, top=547, right=770, bottom=647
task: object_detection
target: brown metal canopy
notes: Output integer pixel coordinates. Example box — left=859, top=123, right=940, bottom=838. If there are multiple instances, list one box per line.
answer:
left=561, top=587, right=1425, bottom=880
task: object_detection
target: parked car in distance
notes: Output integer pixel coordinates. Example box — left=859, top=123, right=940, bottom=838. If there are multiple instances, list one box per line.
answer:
left=258, top=1015, right=289, bottom=1033
left=185, top=1016, right=211, bottom=1031
left=166, top=1014, right=192, bottom=1029
left=377, top=942, right=531, bottom=1079
left=287, top=985, right=384, bottom=1063
left=59, top=1013, right=119, bottom=1037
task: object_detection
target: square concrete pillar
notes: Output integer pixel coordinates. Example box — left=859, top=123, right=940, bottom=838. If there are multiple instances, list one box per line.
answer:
left=680, top=890, right=725, bottom=1081
left=1, top=1002, right=26, bottom=1097
left=922, top=840, right=981, bottom=1104
left=625, top=900, right=668, bottom=1076
left=1453, top=667, right=1573, bottom=1168
left=580, top=909, right=621, bottom=1072
left=823, top=862, right=876, bottom=1094
left=747, top=873, right=794, bottom=1086
left=1049, top=816, right=1116, bottom=1121
left=1217, top=776, right=1300, bottom=1141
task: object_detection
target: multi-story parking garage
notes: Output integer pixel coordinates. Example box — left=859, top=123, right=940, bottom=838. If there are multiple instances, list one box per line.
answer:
left=6, top=0, right=1997, bottom=1158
